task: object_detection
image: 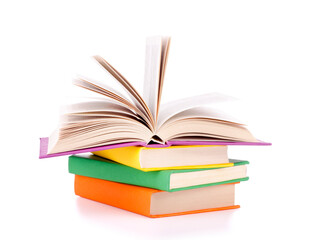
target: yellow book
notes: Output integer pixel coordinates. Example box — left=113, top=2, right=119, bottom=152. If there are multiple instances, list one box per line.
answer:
left=92, top=145, right=232, bottom=172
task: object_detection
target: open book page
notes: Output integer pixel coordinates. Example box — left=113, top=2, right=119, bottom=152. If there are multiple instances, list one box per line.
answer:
left=158, top=106, right=245, bottom=132
left=62, top=99, right=135, bottom=114
left=93, top=55, right=155, bottom=129
left=48, top=114, right=153, bottom=154
left=73, top=76, right=153, bottom=129
left=60, top=100, right=145, bottom=125
left=157, top=37, right=170, bottom=119
left=143, top=36, right=171, bottom=123
left=157, top=93, right=238, bottom=129
left=48, top=128, right=152, bottom=155
left=157, top=118, right=257, bottom=143
left=74, top=77, right=133, bottom=106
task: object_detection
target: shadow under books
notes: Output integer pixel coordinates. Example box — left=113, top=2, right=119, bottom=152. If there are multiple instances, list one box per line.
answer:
left=75, top=197, right=236, bottom=237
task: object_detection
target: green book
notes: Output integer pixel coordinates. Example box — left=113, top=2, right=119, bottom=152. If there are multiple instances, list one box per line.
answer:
left=68, top=154, right=249, bottom=192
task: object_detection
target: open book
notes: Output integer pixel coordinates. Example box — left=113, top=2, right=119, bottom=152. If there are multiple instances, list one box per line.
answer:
left=45, top=36, right=262, bottom=156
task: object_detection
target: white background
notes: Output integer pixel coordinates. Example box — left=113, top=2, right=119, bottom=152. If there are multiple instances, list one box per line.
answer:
left=1, top=1, right=309, bottom=239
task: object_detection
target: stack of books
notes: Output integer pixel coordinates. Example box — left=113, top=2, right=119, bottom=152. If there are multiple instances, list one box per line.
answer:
left=70, top=146, right=249, bottom=218
left=39, top=36, right=270, bottom=218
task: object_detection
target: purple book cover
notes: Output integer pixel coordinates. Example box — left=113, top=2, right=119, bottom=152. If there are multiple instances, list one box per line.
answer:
left=39, top=137, right=271, bottom=159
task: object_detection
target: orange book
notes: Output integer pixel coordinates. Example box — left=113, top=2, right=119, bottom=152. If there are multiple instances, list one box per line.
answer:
left=75, top=175, right=240, bottom=218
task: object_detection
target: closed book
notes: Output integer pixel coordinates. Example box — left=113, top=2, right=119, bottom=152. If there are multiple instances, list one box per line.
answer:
left=69, top=154, right=249, bottom=192
left=92, top=145, right=229, bottom=171
left=75, top=175, right=239, bottom=218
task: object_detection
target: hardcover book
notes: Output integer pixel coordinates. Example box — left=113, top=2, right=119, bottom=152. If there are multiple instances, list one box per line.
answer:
left=40, top=36, right=270, bottom=158
left=39, top=137, right=269, bottom=159
left=92, top=145, right=229, bottom=171
left=69, top=154, right=249, bottom=191
left=74, top=175, right=240, bottom=218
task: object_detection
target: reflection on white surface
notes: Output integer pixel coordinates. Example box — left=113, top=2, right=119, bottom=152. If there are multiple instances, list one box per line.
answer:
left=75, top=196, right=236, bottom=239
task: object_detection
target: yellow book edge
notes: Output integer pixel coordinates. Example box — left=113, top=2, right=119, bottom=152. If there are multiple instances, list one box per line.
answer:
left=92, top=145, right=231, bottom=172
left=134, top=163, right=234, bottom=171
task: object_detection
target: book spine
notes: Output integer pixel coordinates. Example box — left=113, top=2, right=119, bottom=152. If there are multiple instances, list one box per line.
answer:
left=74, top=175, right=158, bottom=217
left=69, top=156, right=171, bottom=191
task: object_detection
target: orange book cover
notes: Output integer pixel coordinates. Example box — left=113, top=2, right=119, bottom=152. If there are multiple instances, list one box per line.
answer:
left=74, top=175, right=240, bottom=218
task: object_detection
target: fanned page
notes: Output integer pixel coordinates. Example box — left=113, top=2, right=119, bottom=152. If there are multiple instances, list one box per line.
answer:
left=156, top=106, right=258, bottom=143
left=143, top=37, right=171, bottom=123
left=159, top=106, right=245, bottom=128
left=73, top=77, right=152, bottom=128
left=157, top=93, right=238, bottom=128
left=60, top=100, right=143, bottom=124
left=93, top=55, right=154, bottom=129
left=47, top=56, right=157, bottom=154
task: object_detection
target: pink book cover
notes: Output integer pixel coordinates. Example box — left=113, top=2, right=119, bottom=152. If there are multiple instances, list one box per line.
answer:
left=39, top=137, right=271, bottom=159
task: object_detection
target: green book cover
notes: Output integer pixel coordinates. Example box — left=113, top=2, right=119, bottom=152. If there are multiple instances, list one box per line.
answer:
left=68, top=154, right=249, bottom=192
